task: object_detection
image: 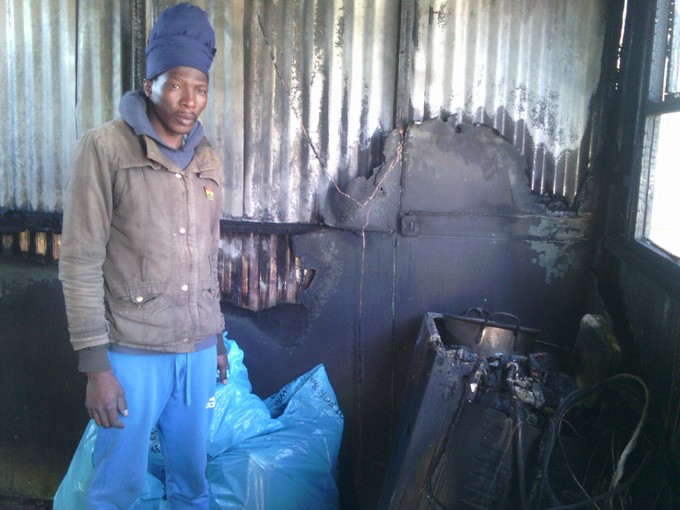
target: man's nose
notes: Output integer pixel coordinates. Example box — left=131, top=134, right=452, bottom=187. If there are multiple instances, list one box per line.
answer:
left=181, top=91, right=196, bottom=107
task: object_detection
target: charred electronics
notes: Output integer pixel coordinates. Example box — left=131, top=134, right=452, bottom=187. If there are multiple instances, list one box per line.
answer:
left=379, top=311, right=648, bottom=510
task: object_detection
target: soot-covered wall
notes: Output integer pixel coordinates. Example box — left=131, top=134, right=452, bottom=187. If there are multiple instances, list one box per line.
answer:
left=0, top=118, right=597, bottom=508
left=224, top=118, right=597, bottom=508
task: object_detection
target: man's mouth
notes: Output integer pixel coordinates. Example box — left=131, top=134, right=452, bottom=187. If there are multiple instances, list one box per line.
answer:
left=174, top=111, right=197, bottom=125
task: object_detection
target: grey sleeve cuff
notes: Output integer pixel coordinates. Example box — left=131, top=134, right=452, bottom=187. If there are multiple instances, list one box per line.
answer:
left=77, top=344, right=111, bottom=373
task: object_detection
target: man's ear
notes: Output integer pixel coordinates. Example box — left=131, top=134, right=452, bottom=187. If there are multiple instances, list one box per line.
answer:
left=143, top=79, right=152, bottom=97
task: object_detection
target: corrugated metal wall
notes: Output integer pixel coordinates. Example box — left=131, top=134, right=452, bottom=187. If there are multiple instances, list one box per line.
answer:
left=76, top=1, right=135, bottom=137
left=219, top=230, right=306, bottom=310
left=242, top=0, right=399, bottom=222
left=0, top=2, right=621, bottom=504
left=398, top=0, right=607, bottom=201
left=1, top=0, right=76, bottom=212
left=1, top=0, right=607, bottom=218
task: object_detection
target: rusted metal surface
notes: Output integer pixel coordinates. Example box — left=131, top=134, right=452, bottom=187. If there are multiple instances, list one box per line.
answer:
left=219, top=230, right=305, bottom=311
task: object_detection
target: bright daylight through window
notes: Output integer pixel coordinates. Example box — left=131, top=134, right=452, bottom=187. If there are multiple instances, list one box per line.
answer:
left=636, top=0, right=680, bottom=259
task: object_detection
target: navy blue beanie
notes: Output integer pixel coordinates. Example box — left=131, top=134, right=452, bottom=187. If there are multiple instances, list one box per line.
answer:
left=145, top=2, right=216, bottom=80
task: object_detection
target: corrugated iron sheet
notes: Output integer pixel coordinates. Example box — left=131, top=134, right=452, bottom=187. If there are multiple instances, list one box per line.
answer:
left=1, top=0, right=607, bottom=217
left=1, top=0, right=610, bottom=310
left=76, top=0, right=134, bottom=134
left=1, top=0, right=76, bottom=212
left=241, top=0, right=400, bottom=222
left=399, top=0, right=607, bottom=201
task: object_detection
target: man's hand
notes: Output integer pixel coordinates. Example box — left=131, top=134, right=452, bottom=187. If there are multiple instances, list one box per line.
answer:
left=86, top=370, right=128, bottom=428
left=217, top=353, right=229, bottom=385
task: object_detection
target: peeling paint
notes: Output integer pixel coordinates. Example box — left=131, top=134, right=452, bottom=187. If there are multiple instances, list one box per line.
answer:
left=528, top=215, right=592, bottom=242
left=528, top=218, right=590, bottom=284
left=529, top=241, right=577, bottom=284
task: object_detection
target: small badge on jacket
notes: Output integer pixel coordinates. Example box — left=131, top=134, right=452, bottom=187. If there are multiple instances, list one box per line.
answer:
left=204, top=186, right=215, bottom=201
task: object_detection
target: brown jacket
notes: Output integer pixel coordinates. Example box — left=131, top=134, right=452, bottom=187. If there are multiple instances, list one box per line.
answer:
left=59, top=118, right=224, bottom=354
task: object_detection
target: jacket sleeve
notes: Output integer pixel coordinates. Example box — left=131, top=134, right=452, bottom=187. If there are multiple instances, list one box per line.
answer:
left=59, top=129, right=114, bottom=358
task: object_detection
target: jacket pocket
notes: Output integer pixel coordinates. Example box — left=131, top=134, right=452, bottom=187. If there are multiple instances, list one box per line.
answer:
left=110, top=282, right=173, bottom=344
left=113, top=282, right=169, bottom=306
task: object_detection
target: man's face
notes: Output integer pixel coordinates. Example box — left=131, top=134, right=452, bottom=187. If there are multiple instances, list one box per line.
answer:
left=144, top=66, right=209, bottom=149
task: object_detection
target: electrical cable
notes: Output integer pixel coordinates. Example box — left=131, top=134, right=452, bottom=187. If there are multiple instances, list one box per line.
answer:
left=536, top=374, right=649, bottom=510
left=506, top=361, right=530, bottom=510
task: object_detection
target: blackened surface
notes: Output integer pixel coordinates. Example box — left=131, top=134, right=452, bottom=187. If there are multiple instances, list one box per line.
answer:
left=0, top=120, right=597, bottom=508
left=221, top=229, right=395, bottom=510
left=377, top=315, right=479, bottom=509
left=322, top=129, right=403, bottom=233
left=392, top=235, right=591, bottom=401
left=0, top=261, right=87, bottom=500
left=231, top=120, right=596, bottom=508
left=391, top=121, right=593, bottom=411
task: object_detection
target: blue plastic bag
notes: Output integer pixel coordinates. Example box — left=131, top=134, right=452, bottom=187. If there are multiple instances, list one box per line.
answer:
left=52, top=421, right=169, bottom=510
left=208, top=363, right=344, bottom=509
left=53, top=338, right=343, bottom=509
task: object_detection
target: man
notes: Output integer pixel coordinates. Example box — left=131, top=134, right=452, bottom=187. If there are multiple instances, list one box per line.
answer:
left=59, top=3, right=227, bottom=508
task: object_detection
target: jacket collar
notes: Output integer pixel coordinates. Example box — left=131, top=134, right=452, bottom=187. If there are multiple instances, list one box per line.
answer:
left=142, top=135, right=218, bottom=175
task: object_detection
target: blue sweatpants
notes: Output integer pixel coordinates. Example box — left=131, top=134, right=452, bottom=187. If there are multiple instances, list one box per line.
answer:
left=88, top=347, right=217, bottom=509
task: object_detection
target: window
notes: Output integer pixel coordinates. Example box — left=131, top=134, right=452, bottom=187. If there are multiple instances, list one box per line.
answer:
left=635, top=0, right=680, bottom=260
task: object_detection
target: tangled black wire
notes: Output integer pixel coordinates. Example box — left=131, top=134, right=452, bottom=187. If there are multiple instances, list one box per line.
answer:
left=534, top=373, right=649, bottom=510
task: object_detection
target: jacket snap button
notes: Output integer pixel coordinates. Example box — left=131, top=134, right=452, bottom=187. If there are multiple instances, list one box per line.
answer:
left=135, top=296, right=144, bottom=303
left=181, top=284, right=189, bottom=292
left=175, top=173, right=182, bottom=179
left=183, top=338, right=189, bottom=343
left=179, top=227, right=186, bottom=234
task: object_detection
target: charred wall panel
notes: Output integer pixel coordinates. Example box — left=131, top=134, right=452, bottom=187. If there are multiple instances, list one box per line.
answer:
left=315, top=117, right=596, bottom=506
left=389, top=121, right=594, bottom=413
left=220, top=228, right=396, bottom=509
left=590, top=0, right=680, bottom=506
left=0, top=263, right=87, bottom=500
left=600, top=255, right=680, bottom=456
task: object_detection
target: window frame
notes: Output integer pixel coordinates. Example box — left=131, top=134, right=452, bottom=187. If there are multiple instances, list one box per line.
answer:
left=623, top=0, right=680, bottom=278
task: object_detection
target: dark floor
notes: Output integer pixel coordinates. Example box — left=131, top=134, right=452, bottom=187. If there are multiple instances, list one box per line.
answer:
left=0, top=497, right=52, bottom=510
